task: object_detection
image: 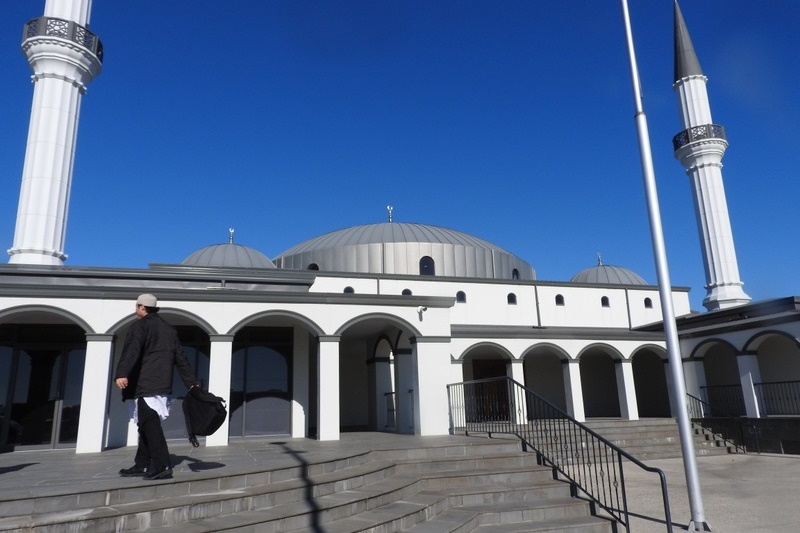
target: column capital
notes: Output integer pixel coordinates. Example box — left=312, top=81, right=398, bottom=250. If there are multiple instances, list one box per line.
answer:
left=209, top=334, right=235, bottom=343
left=85, top=333, right=113, bottom=342
left=318, top=335, right=341, bottom=343
left=410, top=336, right=451, bottom=344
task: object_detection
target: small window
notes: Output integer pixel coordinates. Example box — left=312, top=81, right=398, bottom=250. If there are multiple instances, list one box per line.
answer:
left=555, top=294, right=565, bottom=306
left=512, top=268, right=520, bottom=280
left=419, top=256, right=435, bottom=276
left=402, top=289, right=413, bottom=296
left=507, top=293, right=517, bottom=305
left=344, top=286, right=354, bottom=294
left=601, top=296, right=610, bottom=307
left=644, top=297, right=653, bottom=309
left=456, top=291, right=467, bottom=303
left=307, top=263, right=319, bottom=271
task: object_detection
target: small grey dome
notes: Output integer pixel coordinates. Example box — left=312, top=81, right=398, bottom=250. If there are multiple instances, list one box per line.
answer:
left=182, top=243, right=276, bottom=269
left=571, top=263, right=647, bottom=285
left=274, top=222, right=535, bottom=280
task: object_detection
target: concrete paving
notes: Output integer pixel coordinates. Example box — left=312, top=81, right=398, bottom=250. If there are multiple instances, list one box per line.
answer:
left=621, top=452, right=800, bottom=533
left=0, top=434, right=798, bottom=532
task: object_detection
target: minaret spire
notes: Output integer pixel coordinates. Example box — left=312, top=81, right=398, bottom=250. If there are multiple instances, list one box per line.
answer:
left=7, top=0, right=103, bottom=265
left=673, top=0, right=703, bottom=81
left=672, top=0, right=750, bottom=311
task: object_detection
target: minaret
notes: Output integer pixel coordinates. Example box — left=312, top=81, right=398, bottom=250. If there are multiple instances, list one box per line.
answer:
left=8, top=1, right=102, bottom=265
left=672, top=1, right=750, bottom=311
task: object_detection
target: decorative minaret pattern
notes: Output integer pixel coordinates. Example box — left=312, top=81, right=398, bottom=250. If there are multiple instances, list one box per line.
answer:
left=672, top=1, right=750, bottom=311
left=8, top=0, right=102, bottom=265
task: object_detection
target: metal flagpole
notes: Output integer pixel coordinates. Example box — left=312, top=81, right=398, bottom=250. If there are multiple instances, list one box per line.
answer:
left=618, top=1, right=710, bottom=530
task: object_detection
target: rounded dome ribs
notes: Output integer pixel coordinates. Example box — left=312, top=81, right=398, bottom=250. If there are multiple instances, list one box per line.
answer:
left=274, top=222, right=535, bottom=280
left=182, top=243, right=276, bottom=269
left=570, top=263, right=647, bottom=285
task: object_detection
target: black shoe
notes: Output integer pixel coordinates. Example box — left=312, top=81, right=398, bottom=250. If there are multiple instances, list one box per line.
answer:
left=143, top=467, right=173, bottom=480
left=119, top=465, right=148, bottom=477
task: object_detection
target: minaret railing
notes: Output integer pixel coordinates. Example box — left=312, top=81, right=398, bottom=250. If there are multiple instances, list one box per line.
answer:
left=672, top=123, right=726, bottom=151
left=23, top=16, right=103, bottom=62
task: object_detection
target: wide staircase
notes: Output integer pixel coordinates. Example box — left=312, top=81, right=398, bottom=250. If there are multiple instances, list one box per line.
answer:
left=1, top=436, right=615, bottom=533
left=0, top=419, right=733, bottom=533
left=583, top=418, right=737, bottom=460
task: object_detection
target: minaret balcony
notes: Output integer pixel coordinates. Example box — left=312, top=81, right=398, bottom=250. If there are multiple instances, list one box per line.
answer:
left=672, top=123, right=726, bottom=151
left=22, top=17, right=103, bottom=63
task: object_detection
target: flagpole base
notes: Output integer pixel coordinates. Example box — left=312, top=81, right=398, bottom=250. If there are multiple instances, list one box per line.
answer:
left=688, top=520, right=712, bottom=532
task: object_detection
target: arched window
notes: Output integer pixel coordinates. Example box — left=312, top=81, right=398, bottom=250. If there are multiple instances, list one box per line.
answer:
left=343, top=286, right=354, bottom=294
left=456, top=291, right=467, bottom=303
left=402, top=289, right=412, bottom=296
left=512, top=268, right=520, bottom=280
left=507, top=293, right=517, bottom=305
left=419, top=256, right=435, bottom=276
left=555, top=294, right=565, bottom=306
left=644, top=297, right=653, bottom=309
left=307, top=263, right=319, bottom=271
left=601, top=296, right=610, bottom=307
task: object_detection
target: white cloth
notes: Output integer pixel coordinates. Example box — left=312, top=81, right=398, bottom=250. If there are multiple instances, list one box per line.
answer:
left=128, top=395, right=171, bottom=423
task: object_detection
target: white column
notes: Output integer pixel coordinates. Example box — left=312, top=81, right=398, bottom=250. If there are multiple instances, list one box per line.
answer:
left=673, top=32, right=749, bottom=310
left=75, top=334, right=112, bottom=453
left=615, top=359, right=639, bottom=420
left=44, top=0, right=93, bottom=24
left=508, top=358, right=528, bottom=424
left=562, top=359, right=586, bottom=422
left=681, top=360, right=707, bottom=398
left=679, top=359, right=707, bottom=417
left=291, top=328, right=309, bottom=438
left=9, top=1, right=102, bottom=265
left=317, top=335, right=340, bottom=441
left=737, top=352, right=762, bottom=418
left=205, top=335, right=233, bottom=447
left=411, top=337, right=451, bottom=436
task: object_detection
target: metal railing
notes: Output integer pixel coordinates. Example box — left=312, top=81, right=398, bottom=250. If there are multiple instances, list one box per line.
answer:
left=672, top=123, right=726, bottom=151
left=686, top=393, right=751, bottom=453
left=23, top=17, right=104, bottom=62
left=447, top=377, right=672, bottom=532
left=754, top=380, right=800, bottom=416
left=700, top=384, right=746, bottom=416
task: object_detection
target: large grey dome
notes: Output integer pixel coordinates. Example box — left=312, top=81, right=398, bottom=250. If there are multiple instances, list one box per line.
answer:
left=183, top=243, right=276, bottom=269
left=571, top=263, right=647, bottom=285
left=274, top=222, right=535, bottom=280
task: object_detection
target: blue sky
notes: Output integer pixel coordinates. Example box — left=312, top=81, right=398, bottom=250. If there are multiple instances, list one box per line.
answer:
left=1, top=1, right=798, bottom=311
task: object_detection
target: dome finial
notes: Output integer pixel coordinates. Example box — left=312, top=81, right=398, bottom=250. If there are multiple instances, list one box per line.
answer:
left=228, top=228, right=235, bottom=244
left=387, top=205, right=394, bottom=223
left=597, top=252, right=603, bottom=266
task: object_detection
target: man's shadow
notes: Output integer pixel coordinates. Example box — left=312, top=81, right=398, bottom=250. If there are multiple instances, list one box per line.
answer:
left=171, top=455, right=225, bottom=472
left=0, top=462, right=37, bottom=476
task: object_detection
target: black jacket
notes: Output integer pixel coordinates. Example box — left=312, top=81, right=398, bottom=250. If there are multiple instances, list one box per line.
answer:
left=115, top=313, right=197, bottom=400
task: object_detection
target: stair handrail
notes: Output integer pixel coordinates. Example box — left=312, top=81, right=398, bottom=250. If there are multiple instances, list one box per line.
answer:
left=447, top=377, right=672, bottom=533
left=685, top=393, right=751, bottom=453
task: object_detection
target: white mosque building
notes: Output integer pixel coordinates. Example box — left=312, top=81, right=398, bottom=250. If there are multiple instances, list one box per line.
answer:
left=2, top=1, right=799, bottom=455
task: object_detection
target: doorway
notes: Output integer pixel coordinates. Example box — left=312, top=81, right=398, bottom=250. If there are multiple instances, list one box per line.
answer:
left=0, top=325, right=86, bottom=450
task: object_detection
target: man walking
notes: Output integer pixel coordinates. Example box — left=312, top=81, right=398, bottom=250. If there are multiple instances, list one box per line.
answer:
left=114, top=294, right=198, bottom=480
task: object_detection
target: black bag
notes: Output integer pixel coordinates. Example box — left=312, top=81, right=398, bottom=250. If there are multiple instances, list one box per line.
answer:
left=182, top=387, right=227, bottom=447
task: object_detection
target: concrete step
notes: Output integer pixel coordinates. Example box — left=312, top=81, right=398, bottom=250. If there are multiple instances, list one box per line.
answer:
left=3, top=441, right=578, bottom=533
left=137, top=466, right=562, bottom=532
left=402, top=499, right=614, bottom=533
left=0, top=439, right=522, bottom=521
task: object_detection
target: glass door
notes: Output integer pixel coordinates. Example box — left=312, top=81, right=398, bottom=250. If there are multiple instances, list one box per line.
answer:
left=229, top=327, right=292, bottom=437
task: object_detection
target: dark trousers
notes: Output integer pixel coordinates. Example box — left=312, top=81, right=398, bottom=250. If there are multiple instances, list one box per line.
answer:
left=134, top=397, right=170, bottom=470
